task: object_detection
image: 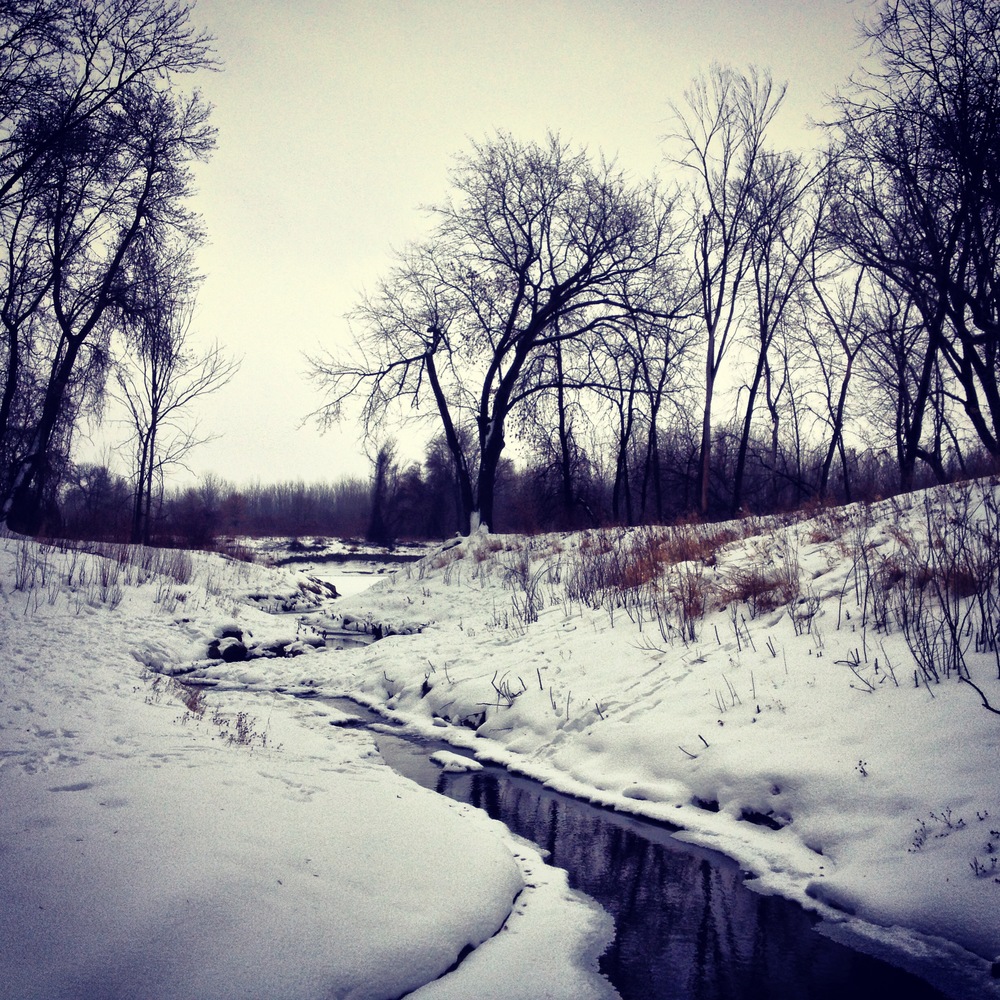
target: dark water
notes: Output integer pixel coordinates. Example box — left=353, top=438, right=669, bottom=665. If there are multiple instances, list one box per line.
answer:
left=326, top=701, right=952, bottom=1000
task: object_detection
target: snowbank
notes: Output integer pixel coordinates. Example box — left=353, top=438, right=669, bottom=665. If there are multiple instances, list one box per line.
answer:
left=5, top=480, right=1000, bottom=998
left=217, top=482, right=1000, bottom=998
left=0, top=538, right=612, bottom=999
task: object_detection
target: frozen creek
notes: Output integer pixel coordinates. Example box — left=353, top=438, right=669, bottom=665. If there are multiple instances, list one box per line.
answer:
left=315, top=695, right=949, bottom=1000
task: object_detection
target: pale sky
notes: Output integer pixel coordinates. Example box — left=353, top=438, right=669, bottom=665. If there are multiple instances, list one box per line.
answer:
left=94, top=0, right=869, bottom=488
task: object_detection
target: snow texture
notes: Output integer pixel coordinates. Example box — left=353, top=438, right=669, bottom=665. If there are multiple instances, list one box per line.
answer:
left=0, top=540, right=610, bottom=999
left=3, top=479, right=1000, bottom=998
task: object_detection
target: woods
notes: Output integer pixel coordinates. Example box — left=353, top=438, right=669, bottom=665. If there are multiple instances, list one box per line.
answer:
left=0, top=0, right=225, bottom=536
left=311, top=0, right=1000, bottom=535
left=2, top=1, right=999, bottom=542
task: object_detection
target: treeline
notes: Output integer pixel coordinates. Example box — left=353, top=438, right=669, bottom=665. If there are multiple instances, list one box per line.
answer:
left=6, top=1, right=1000, bottom=546
left=58, top=472, right=371, bottom=545
left=372, top=426, right=996, bottom=540
left=54, top=425, right=997, bottom=548
left=309, top=0, right=1000, bottom=535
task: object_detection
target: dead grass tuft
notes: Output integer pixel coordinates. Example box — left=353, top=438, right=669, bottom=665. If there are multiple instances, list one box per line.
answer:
left=718, top=561, right=800, bottom=617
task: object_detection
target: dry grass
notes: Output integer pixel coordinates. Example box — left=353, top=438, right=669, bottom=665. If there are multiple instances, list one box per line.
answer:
left=718, top=561, right=800, bottom=617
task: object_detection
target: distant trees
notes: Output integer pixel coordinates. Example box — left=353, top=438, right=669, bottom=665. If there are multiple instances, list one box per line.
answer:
left=59, top=462, right=132, bottom=540
left=213, top=479, right=371, bottom=540
left=56, top=473, right=374, bottom=545
left=365, top=440, right=396, bottom=546
left=309, top=132, right=684, bottom=533
left=0, top=0, right=217, bottom=533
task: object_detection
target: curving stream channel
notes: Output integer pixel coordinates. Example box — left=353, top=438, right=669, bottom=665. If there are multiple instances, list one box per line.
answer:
left=324, top=697, right=949, bottom=1000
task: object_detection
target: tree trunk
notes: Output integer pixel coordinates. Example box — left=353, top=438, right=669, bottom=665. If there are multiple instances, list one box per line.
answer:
left=818, top=354, right=854, bottom=500
left=131, top=427, right=153, bottom=543
left=3, top=334, right=83, bottom=532
left=425, top=347, right=475, bottom=533
left=0, top=320, right=22, bottom=483
left=612, top=368, right=638, bottom=526
left=731, top=350, right=769, bottom=515
left=698, top=362, right=716, bottom=517
left=555, top=345, right=575, bottom=527
left=898, top=323, right=941, bottom=492
left=476, top=415, right=506, bottom=532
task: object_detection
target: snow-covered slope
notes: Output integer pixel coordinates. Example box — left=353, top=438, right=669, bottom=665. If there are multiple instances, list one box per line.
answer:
left=3, top=479, right=999, bottom=998
left=206, top=479, right=1000, bottom=998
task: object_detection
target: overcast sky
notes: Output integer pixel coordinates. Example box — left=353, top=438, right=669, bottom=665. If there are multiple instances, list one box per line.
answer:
left=90, top=0, right=869, bottom=488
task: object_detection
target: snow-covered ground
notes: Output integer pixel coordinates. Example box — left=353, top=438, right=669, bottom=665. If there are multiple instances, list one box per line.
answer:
left=0, top=541, right=611, bottom=999
left=2, top=479, right=1000, bottom=998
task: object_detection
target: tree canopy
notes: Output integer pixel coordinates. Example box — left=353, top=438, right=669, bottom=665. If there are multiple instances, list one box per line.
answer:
left=310, top=132, right=683, bottom=532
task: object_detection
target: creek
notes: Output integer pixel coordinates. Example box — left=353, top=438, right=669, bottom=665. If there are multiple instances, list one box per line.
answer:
left=323, top=697, right=948, bottom=1000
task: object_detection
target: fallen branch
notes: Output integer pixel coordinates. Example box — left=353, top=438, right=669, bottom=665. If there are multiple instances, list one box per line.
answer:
left=960, top=676, right=1000, bottom=716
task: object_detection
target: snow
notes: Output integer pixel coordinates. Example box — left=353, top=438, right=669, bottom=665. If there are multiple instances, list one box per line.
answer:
left=0, top=541, right=612, bottom=999
left=431, top=749, right=484, bottom=772
left=3, top=479, right=1000, bottom=998
left=214, top=481, right=1000, bottom=997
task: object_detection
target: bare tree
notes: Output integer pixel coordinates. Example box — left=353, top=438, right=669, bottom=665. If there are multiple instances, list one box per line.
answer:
left=730, top=148, right=817, bottom=514
left=853, top=271, right=962, bottom=487
left=578, top=305, right=691, bottom=525
left=0, top=0, right=217, bottom=532
left=666, top=64, right=788, bottom=515
left=0, top=166, right=51, bottom=489
left=586, top=327, right=643, bottom=525
left=309, top=132, right=681, bottom=533
left=799, top=259, right=869, bottom=501
left=828, top=0, right=1000, bottom=479
left=509, top=337, right=596, bottom=529
left=113, top=234, right=238, bottom=544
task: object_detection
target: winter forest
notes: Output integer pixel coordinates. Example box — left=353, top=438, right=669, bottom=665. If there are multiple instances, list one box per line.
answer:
left=3, top=3, right=1000, bottom=1000
left=0, top=1, right=998, bottom=544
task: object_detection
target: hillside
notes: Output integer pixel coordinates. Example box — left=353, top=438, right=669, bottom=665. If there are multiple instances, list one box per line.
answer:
left=2, top=478, right=1000, bottom=998
left=249, top=478, right=1000, bottom=996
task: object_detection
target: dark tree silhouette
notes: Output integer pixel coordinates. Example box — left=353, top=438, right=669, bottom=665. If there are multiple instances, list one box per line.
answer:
left=828, top=0, right=1000, bottom=483
left=310, top=132, right=681, bottom=533
left=0, top=0, right=217, bottom=532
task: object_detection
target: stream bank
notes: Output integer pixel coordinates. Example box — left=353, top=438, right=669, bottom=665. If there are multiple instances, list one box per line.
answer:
left=324, top=696, right=950, bottom=1000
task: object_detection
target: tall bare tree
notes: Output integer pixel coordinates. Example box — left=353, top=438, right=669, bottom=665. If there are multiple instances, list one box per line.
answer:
left=854, top=271, right=960, bottom=486
left=0, top=0, right=217, bottom=532
left=828, top=0, right=1000, bottom=481
left=310, top=132, right=681, bottom=532
left=730, top=148, right=817, bottom=514
left=114, top=233, right=238, bottom=544
left=666, top=64, right=787, bottom=515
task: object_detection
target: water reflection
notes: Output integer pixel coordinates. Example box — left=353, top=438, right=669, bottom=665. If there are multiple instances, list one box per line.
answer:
left=370, top=729, right=946, bottom=1000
